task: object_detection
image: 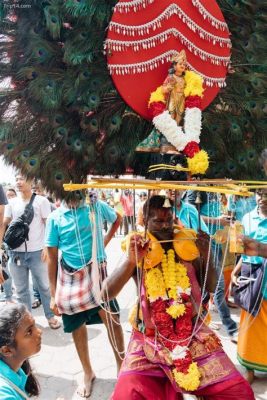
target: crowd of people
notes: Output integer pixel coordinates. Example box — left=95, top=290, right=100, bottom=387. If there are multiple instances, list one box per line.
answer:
left=0, top=154, right=266, bottom=398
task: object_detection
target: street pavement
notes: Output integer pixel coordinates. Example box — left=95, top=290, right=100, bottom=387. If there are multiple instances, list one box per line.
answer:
left=3, top=237, right=267, bottom=399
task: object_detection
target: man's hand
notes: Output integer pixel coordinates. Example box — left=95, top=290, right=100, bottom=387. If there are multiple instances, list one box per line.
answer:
left=127, top=234, right=150, bottom=266
left=41, top=247, right=48, bottom=263
left=219, top=215, right=231, bottom=227
left=50, top=297, right=61, bottom=316
left=239, top=236, right=259, bottom=256
left=230, top=272, right=239, bottom=288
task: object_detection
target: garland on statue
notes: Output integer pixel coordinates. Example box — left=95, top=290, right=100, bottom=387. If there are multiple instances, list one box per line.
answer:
left=145, top=249, right=201, bottom=391
left=148, top=70, right=209, bottom=175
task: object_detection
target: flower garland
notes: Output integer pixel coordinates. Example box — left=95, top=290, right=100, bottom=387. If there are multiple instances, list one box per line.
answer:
left=145, top=249, right=201, bottom=391
left=148, top=70, right=209, bottom=175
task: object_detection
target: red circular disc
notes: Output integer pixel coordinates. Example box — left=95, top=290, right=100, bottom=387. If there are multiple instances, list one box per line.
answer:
left=106, top=0, right=231, bottom=120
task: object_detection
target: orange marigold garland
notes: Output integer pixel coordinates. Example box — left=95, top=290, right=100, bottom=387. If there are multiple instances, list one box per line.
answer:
left=145, top=249, right=201, bottom=391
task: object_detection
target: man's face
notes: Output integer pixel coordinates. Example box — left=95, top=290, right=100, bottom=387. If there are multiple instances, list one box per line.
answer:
left=147, top=208, right=174, bottom=241
left=6, top=190, right=16, bottom=200
left=256, top=189, right=267, bottom=214
left=32, top=185, right=44, bottom=196
left=167, top=190, right=182, bottom=206
left=15, top=175, right=32, bottom=193
left=140, top=194, right=147, bottom=202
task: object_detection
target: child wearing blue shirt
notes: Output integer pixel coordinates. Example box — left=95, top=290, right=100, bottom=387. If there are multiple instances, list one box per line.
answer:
left=0, top=303, right=41, bottom=399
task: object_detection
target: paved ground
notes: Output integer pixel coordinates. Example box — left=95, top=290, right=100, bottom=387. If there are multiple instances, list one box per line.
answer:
left=2, top=237, right=267, bottom=399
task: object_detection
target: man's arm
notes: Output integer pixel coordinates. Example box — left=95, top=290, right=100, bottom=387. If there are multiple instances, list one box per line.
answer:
left=195, top=230, right=217, bottom=293
left=0, top=216, right=11, bottom=284
left=101, top=234, right=149, bottom=301
left=46, top=246, right=61, bottom=315
left=104, top=212, right=122, bottom=247
left=240, top=236, right=267, bottom=258
left=0, top=217, right=11, bottom=245
left=101, top=258, right=137, bottom=301
left=0, top=205, right=6, bottom=245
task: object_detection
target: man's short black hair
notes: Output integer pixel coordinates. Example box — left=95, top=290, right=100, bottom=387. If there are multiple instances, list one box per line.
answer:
left=143, top=195, right=173, bottom=219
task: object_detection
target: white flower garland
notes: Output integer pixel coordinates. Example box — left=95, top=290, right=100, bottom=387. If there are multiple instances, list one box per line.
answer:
left=152, top=107, right=202, bottom=152
left=171, top=345, right=189, bottom=360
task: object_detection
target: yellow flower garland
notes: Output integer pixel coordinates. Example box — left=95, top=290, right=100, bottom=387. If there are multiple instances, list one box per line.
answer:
left=184, top=71, right=204, bottom=97
left=173, top=362, right=201, bottom=391
left=145, top=247, right=201, bottom=391
left=145, top=250, right=191, bottom=302
left=145, top=267, right=166, bottom=301
left=187, top=150, right=209, bottom=175
left=166, top=303, right=186, bottom=319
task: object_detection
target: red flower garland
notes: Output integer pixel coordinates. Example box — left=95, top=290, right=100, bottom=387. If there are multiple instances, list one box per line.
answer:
left=183, top=141, right=200, bottom=157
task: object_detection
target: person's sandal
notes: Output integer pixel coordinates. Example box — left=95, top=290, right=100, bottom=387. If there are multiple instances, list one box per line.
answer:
left=32, top=299, right=41, bottom=309
left=48, top=318, right=61, bottom=330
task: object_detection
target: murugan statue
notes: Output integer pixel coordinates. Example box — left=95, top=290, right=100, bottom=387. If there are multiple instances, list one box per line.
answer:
left=136, top=50, right=188, bottom=154
left=162, top=50, right=187, bottom=126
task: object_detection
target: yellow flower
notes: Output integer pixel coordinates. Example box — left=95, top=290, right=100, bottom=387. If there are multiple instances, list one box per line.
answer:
left=177, top=276, right=190, bottom=290
left=145, top=267, right=166, bottom=300
left=184, top=71, right=204, bottom=97
left=176, top=263, right=190, bottom=290
left=173, top=362, right=201, bottom=391
left=166, top=303, right=186, bottom=319
left=148, top=86, right=165, bottom=105
left=187, top=150, right=209, bottom=175
left=128, top=304, right=143, bottom=328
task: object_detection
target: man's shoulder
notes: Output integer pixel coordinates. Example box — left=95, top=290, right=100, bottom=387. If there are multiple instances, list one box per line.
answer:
left=47, top=206, right=63, bottom=221
left=34, top=194, right=50, bottom=206
left=98, top=199, right=114, bottom=211
left=8, top=196, right=22, bottom=208
left=242, top=207, right=258, bottom=223
left=181, top=201, right=197, bottom=213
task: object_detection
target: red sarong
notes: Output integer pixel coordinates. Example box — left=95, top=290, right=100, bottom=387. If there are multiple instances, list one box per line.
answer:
left=112, top=374, right=255, bottom=399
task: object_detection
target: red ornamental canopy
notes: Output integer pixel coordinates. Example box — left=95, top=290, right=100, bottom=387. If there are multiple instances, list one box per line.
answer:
left=106, top=0, right=231, bottom=120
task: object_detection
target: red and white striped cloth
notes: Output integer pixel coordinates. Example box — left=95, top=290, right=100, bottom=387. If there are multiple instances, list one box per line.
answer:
left=55, top=261, right=107, bottom=315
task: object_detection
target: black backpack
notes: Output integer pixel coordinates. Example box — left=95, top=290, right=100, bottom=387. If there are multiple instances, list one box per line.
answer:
left=4, top=194, right=36, bottom=250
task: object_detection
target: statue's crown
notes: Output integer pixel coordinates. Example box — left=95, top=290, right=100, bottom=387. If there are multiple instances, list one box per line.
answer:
left=171, top=50, right=187, bottom=64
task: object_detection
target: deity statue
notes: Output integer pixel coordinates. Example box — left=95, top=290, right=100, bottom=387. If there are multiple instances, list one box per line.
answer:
left=136, top=48, right=205, bottom=170
left=136, top=50, right=188, bottom=154
left=162, top=50, right=187, bottom=126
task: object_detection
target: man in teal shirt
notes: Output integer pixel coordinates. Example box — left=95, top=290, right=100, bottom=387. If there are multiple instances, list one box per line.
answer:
left=45, top=191, right=124, bottom=398
left=167, top=190, right=209, bottom=233
left=239, top=192, right=267, bottom=301
left=184, top=190, right=238, bottom=340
